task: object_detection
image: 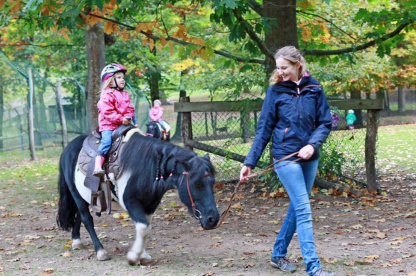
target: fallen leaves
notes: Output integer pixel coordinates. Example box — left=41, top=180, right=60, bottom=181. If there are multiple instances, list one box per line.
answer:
left=42, top=268, right=54, bottom=274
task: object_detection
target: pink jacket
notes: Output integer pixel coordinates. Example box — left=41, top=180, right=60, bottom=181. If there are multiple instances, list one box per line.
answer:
left=97, top=88, right=135, bottom=131
left=149, top=106, right=163, bottom=121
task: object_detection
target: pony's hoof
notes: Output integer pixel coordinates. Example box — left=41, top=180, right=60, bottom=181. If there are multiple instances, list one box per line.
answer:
left=97, top=249, right=110, bottom=261
left=127, top=251, right=139, bottom=266
left=140, top=251, right=152, bottom=264
left=72, top=239, right=83, bottom=250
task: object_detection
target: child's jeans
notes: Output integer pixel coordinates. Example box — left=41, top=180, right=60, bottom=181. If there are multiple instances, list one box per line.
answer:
left=271, top=158, right=321, bottom=275
left=97, top=130, right=113, bottom=157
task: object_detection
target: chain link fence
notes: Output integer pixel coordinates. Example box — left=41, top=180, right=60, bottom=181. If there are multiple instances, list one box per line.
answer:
left=0, top=53, right=151, bottom=156
left=186, top=103, right=377, bottom=188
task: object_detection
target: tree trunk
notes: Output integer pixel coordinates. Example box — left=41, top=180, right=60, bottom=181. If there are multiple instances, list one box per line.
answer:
left=38, top=69, right=48, bottom=127
left=365, top=110, right=378, bottom=193
left=27, top=67, right=37, bottom=161
left=350, top=90, right=363, bottom=127
left=0, top=77, right=3, bottom=150
left=398, top=86, right=406, bottom=114
left=148, top=46, right=161, bottom=103
left=32, top=76, right=42, bottom=147
left=85, top=22, right=106, bottom=132
left=263, top=0, right=298, bottom=73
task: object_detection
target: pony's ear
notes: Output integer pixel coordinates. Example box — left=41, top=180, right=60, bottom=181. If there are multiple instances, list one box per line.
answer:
left=203, top=154, right=210, bottom=161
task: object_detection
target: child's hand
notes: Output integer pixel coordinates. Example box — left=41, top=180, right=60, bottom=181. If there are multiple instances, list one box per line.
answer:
left=122, top=117, right=131, bottom=125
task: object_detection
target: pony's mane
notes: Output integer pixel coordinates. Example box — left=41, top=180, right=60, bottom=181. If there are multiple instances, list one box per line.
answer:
left=120, top=134, right=214, bottom=196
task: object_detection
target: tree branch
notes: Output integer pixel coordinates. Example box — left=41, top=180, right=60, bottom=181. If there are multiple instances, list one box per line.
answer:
left=303, top=20, right=414, bottom=56
left=248, top=0, right=263, bottom=16
left=86, top=12, right=264, bottom=64
left=297, top=10, right=357, bottom=41
left=232, top=9, right=274, bottom=62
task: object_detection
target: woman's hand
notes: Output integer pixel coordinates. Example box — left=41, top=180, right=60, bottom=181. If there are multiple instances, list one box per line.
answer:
left=240, top=165, right=252, bottom=182
left=298, top=144, right=315, bottom=160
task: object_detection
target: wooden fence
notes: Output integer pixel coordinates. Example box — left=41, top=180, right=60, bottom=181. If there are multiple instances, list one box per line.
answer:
left=174, top=92, right=383, bottom=192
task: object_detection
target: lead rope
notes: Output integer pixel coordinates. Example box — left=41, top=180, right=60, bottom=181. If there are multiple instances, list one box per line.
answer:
left=214, top=151, right=301, bottom=229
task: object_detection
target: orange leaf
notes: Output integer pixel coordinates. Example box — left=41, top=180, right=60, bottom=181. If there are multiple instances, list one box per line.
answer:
left=104, top=21, right=118, bottom=34
left=160, top=36, right=167, bottom=46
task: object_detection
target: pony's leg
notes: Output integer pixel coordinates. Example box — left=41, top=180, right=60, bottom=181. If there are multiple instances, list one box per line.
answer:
left=69, top=186, right=110, bottom=261
left=124, top=200, right=151, bottom=265
left=71, top=212, right=83, bottom=250
left=139, top=215, right=153, bottom=264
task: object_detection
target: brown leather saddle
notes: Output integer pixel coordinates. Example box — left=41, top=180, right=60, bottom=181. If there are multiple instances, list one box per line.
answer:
left=77, top=124, right=136, bottom=215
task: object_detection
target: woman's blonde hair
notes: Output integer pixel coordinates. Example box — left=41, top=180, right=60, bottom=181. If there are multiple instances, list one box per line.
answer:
left=269, top=46, right=307, bottom=85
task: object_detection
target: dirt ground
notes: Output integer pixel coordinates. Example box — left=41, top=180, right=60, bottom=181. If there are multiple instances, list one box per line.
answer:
left=1, top=167, right=415, bottom=276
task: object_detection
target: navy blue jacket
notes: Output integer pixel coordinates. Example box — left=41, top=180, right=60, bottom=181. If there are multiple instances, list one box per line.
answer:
left=244, top=75, right=332, bottom=168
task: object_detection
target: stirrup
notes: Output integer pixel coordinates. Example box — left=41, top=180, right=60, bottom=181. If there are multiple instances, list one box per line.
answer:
left=91, top=191, right=107, bottom=213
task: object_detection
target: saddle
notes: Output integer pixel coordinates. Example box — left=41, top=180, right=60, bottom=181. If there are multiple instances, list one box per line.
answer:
left=77, top=124, right=143, bottom=215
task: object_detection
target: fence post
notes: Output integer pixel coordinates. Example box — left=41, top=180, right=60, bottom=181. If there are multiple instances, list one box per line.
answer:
left=26, top=67, right=37, bottom=161
left=365, top=109, right=378, bottom=192
left=55, top=81, right=68, bottom=148
left=180, top=92, right=193, bottom=151
left=240, top=110, right=249, bottom=143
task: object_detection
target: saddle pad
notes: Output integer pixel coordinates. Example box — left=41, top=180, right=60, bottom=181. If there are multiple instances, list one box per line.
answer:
left=77, top=128, right=144, bottom=180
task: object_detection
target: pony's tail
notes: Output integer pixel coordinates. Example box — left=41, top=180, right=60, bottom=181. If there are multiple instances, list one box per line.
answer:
left=56, top=166, right=77, bottom=231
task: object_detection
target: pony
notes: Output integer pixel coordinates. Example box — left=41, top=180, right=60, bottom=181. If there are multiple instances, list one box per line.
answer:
left=57, top=133, right=219, bottom=264
left=146, top=121, right=170, bottom=141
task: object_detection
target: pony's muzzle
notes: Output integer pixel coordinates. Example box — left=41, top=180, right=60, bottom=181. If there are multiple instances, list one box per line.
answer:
left=200, top=209, right=219, bottom=230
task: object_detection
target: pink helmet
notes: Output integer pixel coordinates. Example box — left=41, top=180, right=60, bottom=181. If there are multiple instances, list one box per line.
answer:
left=101, top=63, right=127, bottom=82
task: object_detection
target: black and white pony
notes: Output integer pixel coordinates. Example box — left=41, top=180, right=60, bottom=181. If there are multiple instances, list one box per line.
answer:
left=146, top=121, right=170, bottom=141
left=57, top=133, right=219, bottom=264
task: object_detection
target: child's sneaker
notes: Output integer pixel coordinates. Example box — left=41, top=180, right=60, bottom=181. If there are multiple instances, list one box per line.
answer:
left=270, top=257, right=296, bottom=273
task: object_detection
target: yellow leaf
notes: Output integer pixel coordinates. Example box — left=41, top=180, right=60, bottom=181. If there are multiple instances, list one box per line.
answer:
left=62, top=251, right=71, bottom=257
left=301, top=27, right=312, bottom=42
left=351, top=224, right=363, bottom=230
left=104, top=21, right=118, bottom=35
left=42, top=268, right=54, bottom=274
left=231, top=202, right=242, bottom=209
left=364, top=255, right=379, bottom=263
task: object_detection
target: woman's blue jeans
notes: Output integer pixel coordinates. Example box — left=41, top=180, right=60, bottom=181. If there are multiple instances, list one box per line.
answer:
left=97, top=130, right=113, bottom=157
left=271, top=158, right=321, bottom=275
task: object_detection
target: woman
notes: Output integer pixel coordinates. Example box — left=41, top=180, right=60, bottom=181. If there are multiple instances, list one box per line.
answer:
left=240, top=46, right=334, bottom=276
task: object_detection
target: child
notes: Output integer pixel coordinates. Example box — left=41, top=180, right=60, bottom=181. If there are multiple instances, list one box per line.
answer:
left=93, top=63, right=136, bottom=177
left=149, top=99, right=170, bottom=135
left=330, top=106, right=340, bottom=130
left=346, top=109, right=356, bottom=130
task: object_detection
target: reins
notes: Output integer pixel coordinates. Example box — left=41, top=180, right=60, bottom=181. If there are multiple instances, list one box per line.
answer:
left=214, top=151, right=301, bottom=229
left=179, top=152, right=301, bottom=229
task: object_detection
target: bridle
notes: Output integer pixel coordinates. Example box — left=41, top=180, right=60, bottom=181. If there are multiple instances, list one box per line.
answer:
left=179, top=171, right=212, bottom=224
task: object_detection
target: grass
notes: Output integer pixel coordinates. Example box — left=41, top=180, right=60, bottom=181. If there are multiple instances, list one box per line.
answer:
left=377, top=124, right=416, bottom=173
